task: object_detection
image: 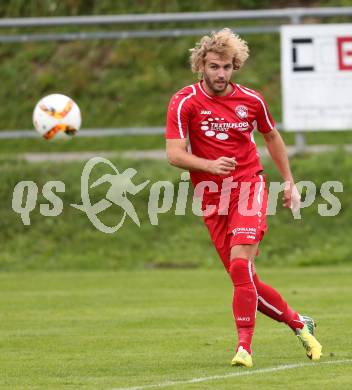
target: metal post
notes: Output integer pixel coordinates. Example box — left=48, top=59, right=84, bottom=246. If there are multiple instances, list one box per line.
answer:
left=295, top=132, right=306, bottom=154
left=290, top=13, right=306, bottom=154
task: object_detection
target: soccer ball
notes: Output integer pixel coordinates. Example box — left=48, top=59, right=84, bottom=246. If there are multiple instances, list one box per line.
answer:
left=33, top=93, right=81, bottom=140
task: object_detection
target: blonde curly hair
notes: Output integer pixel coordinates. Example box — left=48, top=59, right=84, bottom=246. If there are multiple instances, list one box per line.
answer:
left=189, top=28, right=249, bottom=74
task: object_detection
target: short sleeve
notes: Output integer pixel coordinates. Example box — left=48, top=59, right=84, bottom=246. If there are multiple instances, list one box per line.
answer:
left=256, top=95, right=275, bottom=134
left=166, top=90, right=193, bottom=139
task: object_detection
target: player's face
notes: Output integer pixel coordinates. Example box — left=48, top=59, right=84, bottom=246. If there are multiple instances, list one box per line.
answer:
left=201, top=52, right=234, bottom=95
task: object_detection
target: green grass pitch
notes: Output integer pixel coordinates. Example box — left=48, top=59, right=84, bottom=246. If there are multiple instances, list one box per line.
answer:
left=0, top=267, right=351, bottom=389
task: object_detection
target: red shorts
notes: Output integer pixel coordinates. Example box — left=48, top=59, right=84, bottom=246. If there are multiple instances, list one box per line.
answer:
left=201, top=173, right=268, bottom=272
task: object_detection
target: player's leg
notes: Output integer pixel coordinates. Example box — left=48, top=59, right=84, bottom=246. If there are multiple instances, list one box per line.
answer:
left=229, top=244, right=258, bottom=367
left=202, top=194, right=255, bottom=367
left=228, top=173, right=321, bottom=362
left=253, top=271, right=305, bottom=330
left=227, top=174, right=267, bottom=366
left=253, top=270, right=322, bottom=360
left=202, top=193, right=232, bottom=272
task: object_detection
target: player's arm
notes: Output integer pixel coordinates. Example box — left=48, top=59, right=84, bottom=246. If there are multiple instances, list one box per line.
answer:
left=166, top=138, right=236, bottom=175
left=262, top=128, right=300, bottom=211
left=262, top=128, right=293, bottom=182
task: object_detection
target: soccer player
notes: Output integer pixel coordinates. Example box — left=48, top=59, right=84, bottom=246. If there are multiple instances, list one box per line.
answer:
left=165, top=28, right=322, bottom=367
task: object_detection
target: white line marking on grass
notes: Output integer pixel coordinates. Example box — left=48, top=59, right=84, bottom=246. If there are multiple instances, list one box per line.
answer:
left=111, top=359, right=352, bottom=390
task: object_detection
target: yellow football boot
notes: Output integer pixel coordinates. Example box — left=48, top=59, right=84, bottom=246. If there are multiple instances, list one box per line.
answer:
left=231, top=346, right=253, bottom=368
left=296, top=317, right=322, bottom=361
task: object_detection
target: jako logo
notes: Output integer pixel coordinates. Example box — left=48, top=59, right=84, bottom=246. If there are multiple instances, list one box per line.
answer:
left=201, top=110, right=211, bottom=114
left=237, top=317, right=251, bottom=322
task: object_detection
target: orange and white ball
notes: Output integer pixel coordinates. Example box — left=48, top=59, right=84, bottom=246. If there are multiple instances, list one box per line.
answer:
left=33, top=93, right=81, bottom=140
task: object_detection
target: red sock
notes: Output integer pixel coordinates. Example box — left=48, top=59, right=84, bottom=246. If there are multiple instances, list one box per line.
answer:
left=229, top=258, right=257, bottom=354
left=253, top=273, right=304, bottom=331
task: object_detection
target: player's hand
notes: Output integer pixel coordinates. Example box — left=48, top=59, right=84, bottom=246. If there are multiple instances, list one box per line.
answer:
left=283, top=181, right=301, bottom=212
left=207, top=156, right=237, bottom=175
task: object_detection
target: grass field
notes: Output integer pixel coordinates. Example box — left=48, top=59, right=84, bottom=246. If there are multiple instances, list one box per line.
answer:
left=2, top=3, right=352, bottom=389
left=0, top=267, right=351, bottom=389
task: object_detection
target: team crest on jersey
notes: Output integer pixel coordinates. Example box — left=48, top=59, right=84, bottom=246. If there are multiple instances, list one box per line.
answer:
left=235, top=105, right=248, bottom=119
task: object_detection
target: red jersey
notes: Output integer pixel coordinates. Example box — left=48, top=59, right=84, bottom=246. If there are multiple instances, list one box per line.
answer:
left=166, top=81, right=275, bottom=190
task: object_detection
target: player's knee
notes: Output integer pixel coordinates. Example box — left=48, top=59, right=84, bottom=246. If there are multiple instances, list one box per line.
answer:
left=229, top=258, right=253, bottom=286
left=230, top=244, right=257, bottom=262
